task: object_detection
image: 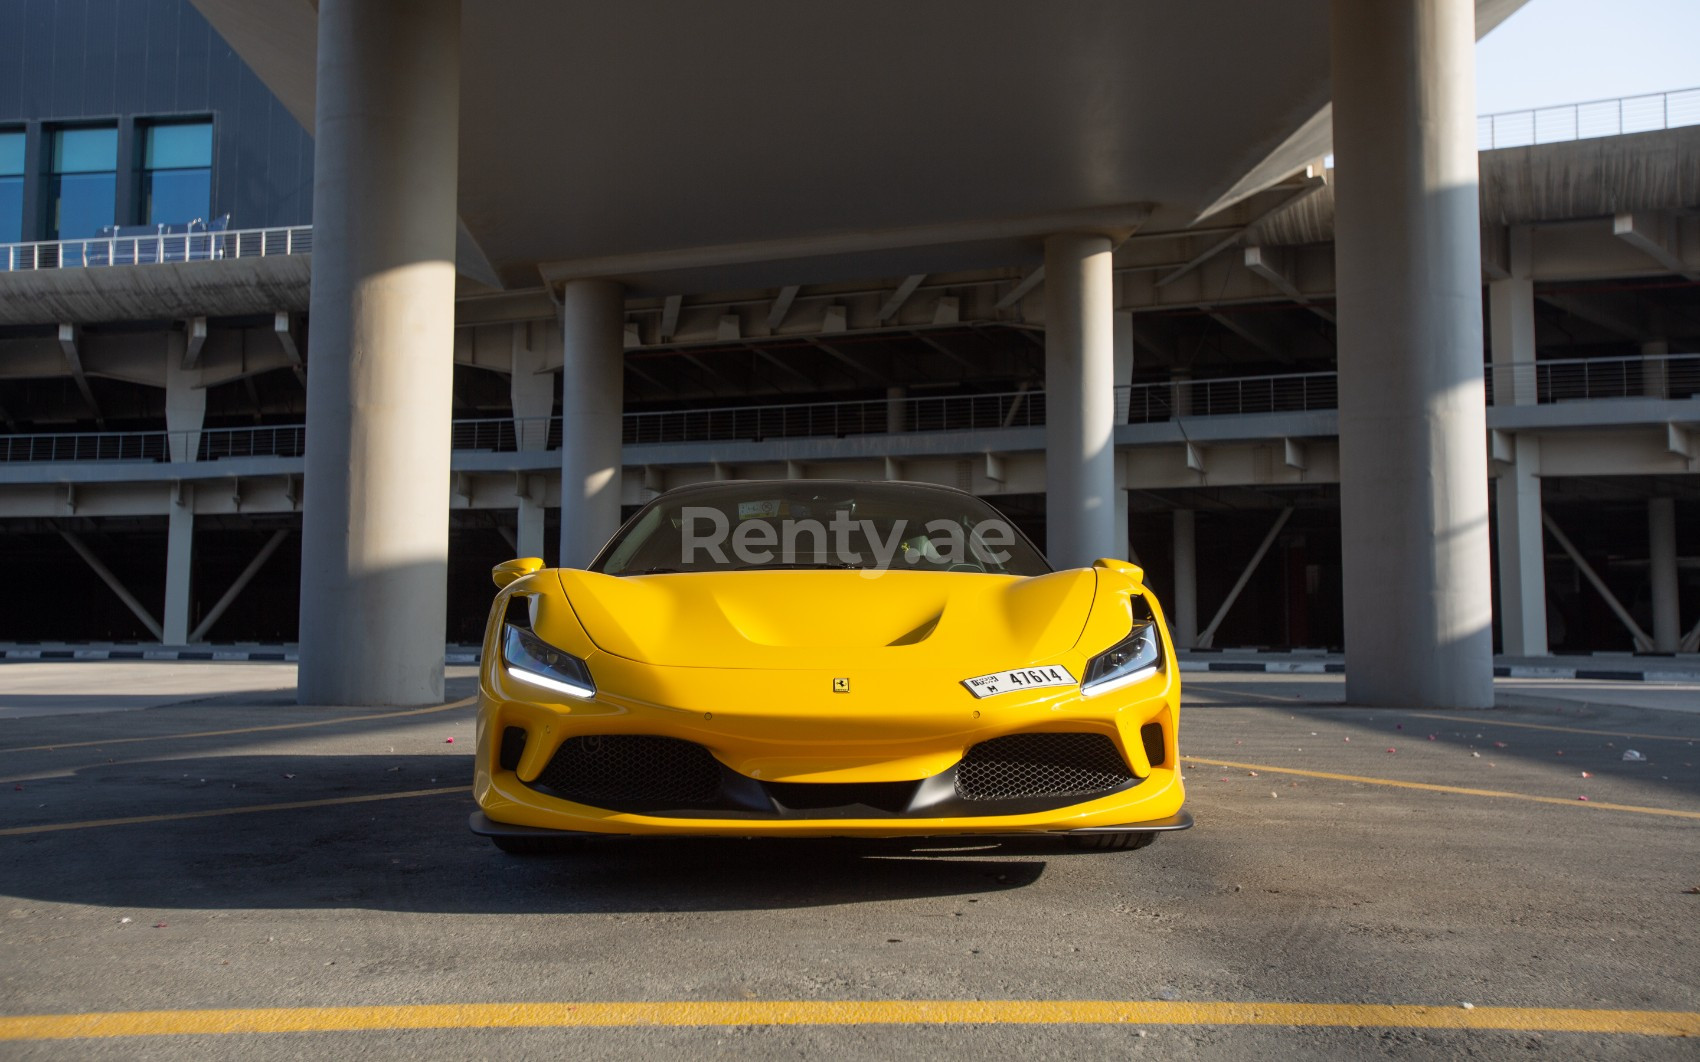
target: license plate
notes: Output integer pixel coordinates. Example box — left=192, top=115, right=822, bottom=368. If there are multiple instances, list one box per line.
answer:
left=961, top=665, right=1078, bottom=699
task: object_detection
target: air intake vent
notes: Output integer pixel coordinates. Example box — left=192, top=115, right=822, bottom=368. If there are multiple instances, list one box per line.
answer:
left=532, top=735, right=721, bottom=810
left=956, top=733, right=1134, bottom=801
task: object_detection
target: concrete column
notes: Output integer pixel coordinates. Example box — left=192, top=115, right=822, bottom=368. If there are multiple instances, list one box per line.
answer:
left=1112, top=310, right=1134, bottom=424
left=164, top=331, right=206, bottom=463
left=559, top=279, right=626, bottom=568
left=1641, top=339, right=1669, bottom=400
left=1494, top=435, right=1547, bottom=656
left=516, top=479, right=546, bottom=562
left=1172, top=509, right=1197, bottom=649
left=164, top=491, right=194, bottom=645
left=1113, top=485, right=1132, bottom=563
left=1488, top=225, right=1536, bottom=406
left=511, top=321, right=556, bottom=451
left=886, top=386, right=908, bottom=433
left=162, top=332, right=206, bottom=645
left=512, top=323, right=556, bottom=562
left=1332, top=0, right=1494, bottom=707
left=1043, top=232, right=1117, bottom=569
left=297, top=0, right=460, bottom=707
left=1649, top=496, right=1680, bottom=652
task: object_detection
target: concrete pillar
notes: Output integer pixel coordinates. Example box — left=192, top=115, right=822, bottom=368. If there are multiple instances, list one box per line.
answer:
left=886, top=386, right=908, bottom=433
left=516, top=477, right=546, bottom=561
left=1172, top=509, right=1198, bottom=649
left=1043, top=232, right=1117, bottom=569
left=164, top=331, right=206, bottom=463
left=1649, top=496, right=1680, bottom=652
left=164, top=492, right=194, bottom=645
left=1332, top=0, right=1494, bottom=707
left=512, top=323, right=555, bottom=562
left=1113, top=485, right=1132, bottom=563
left=1641, top=339, right=1669, bottom=400
left=1112, top=310, right=1134, bottom=424
left=559, top=279, right=626, bottom=568
left=297, top=0, right=460, bottom=707
left=1488, top=226, right=1536, bottom=406
left=1494, top=435, right=1547, bottom=656
left=162, top=332, right=205, bottom=644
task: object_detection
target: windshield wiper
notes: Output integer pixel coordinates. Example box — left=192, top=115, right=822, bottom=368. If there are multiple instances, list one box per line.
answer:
left=618, top=567, right=681, bottom=576
left=732, top=562, right=867, bottom=571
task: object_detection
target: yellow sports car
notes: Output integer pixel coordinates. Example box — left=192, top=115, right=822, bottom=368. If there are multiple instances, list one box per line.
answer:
left=469, top=480, right=1189, bottom=853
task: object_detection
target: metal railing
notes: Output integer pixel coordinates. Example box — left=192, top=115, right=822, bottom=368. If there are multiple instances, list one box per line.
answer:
left=1125, top=372, right=1339, bottom=423
left=5, top=358, right=1695, bottom=463
left=622, top=390, right=1046, bottom=445
left=1476, top=86, right=1700, bottom=150
left=1, top=225, right=313, bottom=272
left=1485, top=353, right=1700, bottom=405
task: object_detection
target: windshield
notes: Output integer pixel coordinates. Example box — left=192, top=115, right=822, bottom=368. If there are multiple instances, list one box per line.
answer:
left=592, top=482, right=1049, bottom=577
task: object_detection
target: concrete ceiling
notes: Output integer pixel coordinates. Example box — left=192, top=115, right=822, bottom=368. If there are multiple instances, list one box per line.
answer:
left=191, top=0, right=1527, bottom=295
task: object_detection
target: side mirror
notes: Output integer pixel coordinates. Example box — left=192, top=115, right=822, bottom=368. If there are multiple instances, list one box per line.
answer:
left=492, top=557, right=545, bottom=589
left=1092, top=557, right=1145, bottom=585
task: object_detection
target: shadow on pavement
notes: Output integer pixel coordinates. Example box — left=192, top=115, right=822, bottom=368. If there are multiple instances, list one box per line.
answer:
left=0, top=753, right=1068, bottom=914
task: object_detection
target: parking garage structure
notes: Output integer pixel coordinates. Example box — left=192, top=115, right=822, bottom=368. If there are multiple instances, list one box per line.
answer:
left=0, top=0, right=1696, bottom=705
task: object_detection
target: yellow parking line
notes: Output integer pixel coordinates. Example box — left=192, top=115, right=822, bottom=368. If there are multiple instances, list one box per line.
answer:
left=0, top=1000, right=1695, bottom=1040
left=1413, top=712, right=1698, bottom=744
left=1185, top=757, right=1700, bottom=820
left=0, top=786, right=464, bottom=836
left=0, top=696, right=478, bottom=754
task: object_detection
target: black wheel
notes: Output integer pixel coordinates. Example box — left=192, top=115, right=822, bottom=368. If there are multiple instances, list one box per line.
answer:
left=1069, top=831, right=1156, bottom=851
left=490, top=834, right=581, bottom=856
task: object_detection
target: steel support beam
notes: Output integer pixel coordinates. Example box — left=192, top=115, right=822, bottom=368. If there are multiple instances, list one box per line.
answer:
left=190, top=529, right=291, bottom=642
left=1194, top=507, right=1291, bottom=650
left=1541, top=510, right=1655, bottom=652
left=60, top=530, right=164, bottom=641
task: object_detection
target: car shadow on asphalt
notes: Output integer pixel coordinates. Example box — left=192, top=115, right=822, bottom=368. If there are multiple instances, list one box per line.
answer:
left=0, top=753, right=1126, bottom=914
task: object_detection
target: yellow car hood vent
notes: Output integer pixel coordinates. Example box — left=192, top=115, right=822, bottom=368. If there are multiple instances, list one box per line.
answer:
left=556, top=568, right=1098, bottom=670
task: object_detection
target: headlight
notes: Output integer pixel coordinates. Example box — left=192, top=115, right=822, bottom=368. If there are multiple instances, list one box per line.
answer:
left=1080, top=620, right=1161, bottom=697
left=502, top=623, right=596, bottom=699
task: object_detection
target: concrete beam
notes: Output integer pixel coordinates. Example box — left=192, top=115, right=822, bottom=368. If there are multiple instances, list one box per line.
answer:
left=182, top=317, right=208, bottom=370
left=57, top=324, right=102, bottom=426
left=876, top=274, right=927, bottom=323
left=1157, top=176, right=1325, bottom=289
left=1613, top=211, right=1698, bottom=281
left=766, top=285, right=800, bottom=331
left=273, top=311, right=306, bottom=385
left=1243, top=246, right=1335, bottom=322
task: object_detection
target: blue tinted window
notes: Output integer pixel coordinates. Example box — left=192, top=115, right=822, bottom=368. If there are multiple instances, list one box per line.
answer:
left=52, top=127, right=116, bottom=174
left=50, top=127, right=117, bottom=240
left=0, top=131, right=23, bottom=176
left=0, top=178, right=21, bottom=244
left=0, top=131, right=20, bottom=245
left=145, top=169, right=212, bottom=226
left=143, top=121, right=213, bottom=225
left=144, top=122, right=212, bottom=169
left=51, top=173, right=115, bottom=239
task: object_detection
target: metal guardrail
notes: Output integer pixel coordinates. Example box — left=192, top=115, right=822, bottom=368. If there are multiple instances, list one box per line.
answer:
left=1485, top=353, right=1700, bottom=405
left=2, top=357, right=1693, bottom=463
left=1, top=225, right=313, bottom=271
left=1476, top=86, right=1700, bottom=150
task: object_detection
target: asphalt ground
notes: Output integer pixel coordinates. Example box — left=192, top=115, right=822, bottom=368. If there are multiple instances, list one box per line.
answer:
left=0, top=665, right=1696, bottom=1059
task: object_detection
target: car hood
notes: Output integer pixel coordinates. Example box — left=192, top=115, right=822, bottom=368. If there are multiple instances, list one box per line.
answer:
left=555, top=568, right=1100, bottom=671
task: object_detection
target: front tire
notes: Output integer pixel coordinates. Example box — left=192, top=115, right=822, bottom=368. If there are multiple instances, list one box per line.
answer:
left=1069, top=831, right=1156, bottom=851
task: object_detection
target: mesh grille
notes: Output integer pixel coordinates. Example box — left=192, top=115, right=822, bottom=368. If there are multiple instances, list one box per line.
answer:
left=956, top=733, right=1133, bottom=801
left=532, top=735, right=721, bottom=809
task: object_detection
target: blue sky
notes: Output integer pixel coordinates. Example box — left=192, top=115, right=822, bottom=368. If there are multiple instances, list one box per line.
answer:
left=1476, top=0, right=1700, bottom=113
